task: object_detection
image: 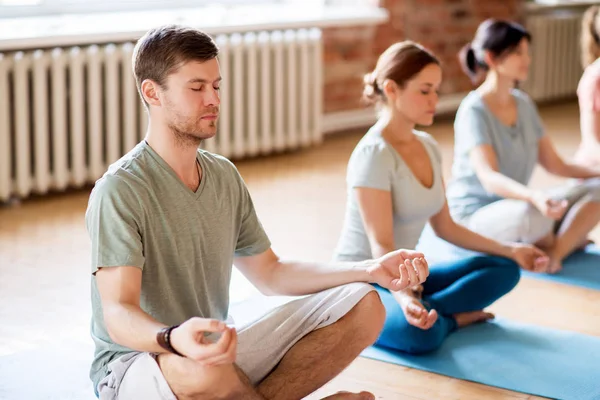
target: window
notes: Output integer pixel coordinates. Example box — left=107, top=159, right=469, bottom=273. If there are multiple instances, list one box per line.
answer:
left=0, top=0, right=287, bottom=18
left=0, top=0, right=373, bottom=19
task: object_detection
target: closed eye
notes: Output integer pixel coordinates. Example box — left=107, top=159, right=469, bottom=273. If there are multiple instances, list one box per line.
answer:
left=191, top=86, right=220, bottom=92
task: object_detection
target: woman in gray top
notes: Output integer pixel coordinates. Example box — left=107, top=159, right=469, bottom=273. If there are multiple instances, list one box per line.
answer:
left=446, top=19, right=600, bottom=273
left=333, top=41, right=548, bottom=354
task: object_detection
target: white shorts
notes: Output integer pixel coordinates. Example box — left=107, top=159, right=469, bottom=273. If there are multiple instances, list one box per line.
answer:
left=97, top=282, right=375, bottom=400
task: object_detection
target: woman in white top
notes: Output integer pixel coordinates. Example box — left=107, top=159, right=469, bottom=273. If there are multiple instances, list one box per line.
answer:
left=333, top=41, right=547, bottom=354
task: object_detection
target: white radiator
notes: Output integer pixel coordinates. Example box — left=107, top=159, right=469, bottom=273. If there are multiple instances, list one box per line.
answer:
left=523, top=11, right=583, bottom=102
left=0, top=28, right=323, bottom=201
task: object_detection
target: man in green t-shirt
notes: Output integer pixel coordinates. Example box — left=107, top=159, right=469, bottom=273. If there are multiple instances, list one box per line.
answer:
left=86, top=24, right=429, bottom=400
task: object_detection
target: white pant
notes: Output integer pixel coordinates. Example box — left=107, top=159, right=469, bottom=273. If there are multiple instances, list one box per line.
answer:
left=464, top=178, right=600, bottom=243
left=97, top=283, right=375, bottom=400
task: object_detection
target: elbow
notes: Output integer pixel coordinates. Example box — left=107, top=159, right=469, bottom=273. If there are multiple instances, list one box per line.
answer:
left=541, top=158, right=567, bottom=176
left=106, top=327, right=121, bottom=344
left=478, top=174, right=498, bottom=195
left=255, top=260, right=284, bottom=296
left=102, top=308, right=123, bottom=344
left=256, top=284, right=279, bottom=297
left=477, top=167, right=506, bottom=195
left=248, top=274, right=280, bottom=296
left=549, top=163, right=569, bottom=177
left=102, top=303, right=134, bottom=346
left=472, top=166, right=496, bottom=194
left=542, top=163, right=560, bottom=176
left=431, top=222, right=452, bottom=242
left=430, top=215, right=460, bottom=242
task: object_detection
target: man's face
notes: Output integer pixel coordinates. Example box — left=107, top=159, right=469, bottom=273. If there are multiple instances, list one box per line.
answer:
left=160, top=58, right=221, bottom=142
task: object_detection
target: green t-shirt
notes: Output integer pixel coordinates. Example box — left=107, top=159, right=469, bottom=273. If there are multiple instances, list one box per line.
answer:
left=85, top=141, right=271, bottom=389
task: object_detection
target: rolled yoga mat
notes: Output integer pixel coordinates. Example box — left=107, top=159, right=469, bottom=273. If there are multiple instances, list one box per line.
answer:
left=362, top=318, right=600, bottom=400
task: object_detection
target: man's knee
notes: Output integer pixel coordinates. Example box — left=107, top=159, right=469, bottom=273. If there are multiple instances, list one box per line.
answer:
left=340, top=289, right=385, bottom=345
left=157, top=354, right=247, bottom=399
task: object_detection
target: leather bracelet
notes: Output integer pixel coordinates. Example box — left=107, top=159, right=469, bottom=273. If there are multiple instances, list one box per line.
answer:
left=157, top=324, right=184, bottom=357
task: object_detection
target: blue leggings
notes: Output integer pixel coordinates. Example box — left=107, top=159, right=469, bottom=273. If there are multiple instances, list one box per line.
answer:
left=374, top=255, right=520, bottom=354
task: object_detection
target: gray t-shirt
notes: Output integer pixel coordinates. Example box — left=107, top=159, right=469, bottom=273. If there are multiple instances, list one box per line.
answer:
left=446, top=90, right=545, bottom=221
left=333, top=122, right=445, bottom=261
left=85, top=141, right=270, bottom=389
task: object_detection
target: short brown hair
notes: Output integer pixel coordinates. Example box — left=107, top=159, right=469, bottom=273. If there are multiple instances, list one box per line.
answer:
left=581, top=6, right=600, bottom=68
left=133, top=25, right=219, bottom=106
left=363, top=41, right=439, bottom=106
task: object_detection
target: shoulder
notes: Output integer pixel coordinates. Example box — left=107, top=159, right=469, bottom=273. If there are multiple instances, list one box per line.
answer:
left=458, top=91, right=486, bottom=112
left=94, top=143, right=154, bottom=195
left=90, top=174, right=130, bottom=199
left=198, top=150, right=247, bottom=185
left=198, top=150, right=240, bottom=175
left=198, top=150, right=248, bottom=194
left=90, top=147, right=148, bottom=205
left=350, top=126, right=394, bottom=167
left=86, top=172, right=144, bottom=226
left=455, top=91, right=488, bottom=122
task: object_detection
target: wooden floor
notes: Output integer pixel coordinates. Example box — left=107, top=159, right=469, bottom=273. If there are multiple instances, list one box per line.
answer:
left=1, top=101, right=598, bottom=399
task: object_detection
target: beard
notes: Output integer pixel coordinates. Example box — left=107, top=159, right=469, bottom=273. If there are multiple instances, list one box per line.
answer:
left=166, top=108, right=219, bottom=149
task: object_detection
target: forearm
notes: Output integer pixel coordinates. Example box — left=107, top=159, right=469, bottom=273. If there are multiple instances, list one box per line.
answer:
left=480, top=170, right=535, bottom=202
left=370, top=241, right=396, bottom=260
left=264, top=259, right=374, bottom=296
left=439, top=221, right=512, bottom=259
left=103, top=303, right=169, bottom=353
left=555, top=161, right=600, bottom=179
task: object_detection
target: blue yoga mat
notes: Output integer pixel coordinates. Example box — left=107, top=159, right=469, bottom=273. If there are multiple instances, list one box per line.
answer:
left=362, top=318, right=600, bottom=400
left=521, top=245, right=600, bottom=290
left=417, top=224, right=600, bottom=290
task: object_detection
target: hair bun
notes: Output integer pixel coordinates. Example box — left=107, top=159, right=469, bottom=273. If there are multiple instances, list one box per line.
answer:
left=362, top=72, right=382, bottom=105
left=458, top=42, right=482, bottom=84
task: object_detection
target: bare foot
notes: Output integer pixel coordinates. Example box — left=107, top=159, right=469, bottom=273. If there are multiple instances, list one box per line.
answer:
left=547, top=258, right=563, bottom=274
left=544, top=237, right=592, bottom=273
left=454, top=310, right=494, bottom=328
left=544, top=247, right=564, bottom=274
left=322, top=391, right=375, bottom=400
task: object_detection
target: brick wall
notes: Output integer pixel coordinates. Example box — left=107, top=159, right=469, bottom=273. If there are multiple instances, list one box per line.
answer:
left=322, top=0, right=524, bottom=114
